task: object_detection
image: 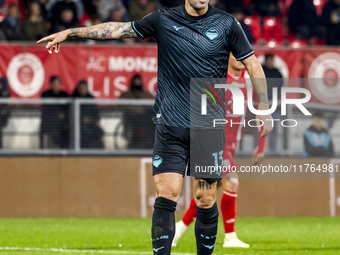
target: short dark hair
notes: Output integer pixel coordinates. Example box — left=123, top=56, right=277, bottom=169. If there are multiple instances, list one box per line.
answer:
left=8, top=3, right=19, bottom=9
left=29, top=1, right=40, bottom=15
left=77, top=79, right=87, bottom=87
left=61, top=7, right=73, bottom=13
left=265, top=53, right=274, bottom=61
left=49, top=75, right=61, bottom=84
left=313, top=112, right=325, bottom=119
left=131, top=74, right=142, bottom=81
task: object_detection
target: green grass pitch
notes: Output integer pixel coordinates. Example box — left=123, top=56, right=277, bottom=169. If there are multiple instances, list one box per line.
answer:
left=0, top=218, right=339, bottom=254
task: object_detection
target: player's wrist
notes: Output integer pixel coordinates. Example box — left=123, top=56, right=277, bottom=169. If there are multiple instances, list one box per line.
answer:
left=257, top=102, right=269, bottom=109
left=66, top=29, right=74, bottom=38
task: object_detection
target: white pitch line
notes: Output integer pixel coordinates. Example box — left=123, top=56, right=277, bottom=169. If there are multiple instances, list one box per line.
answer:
left=0, top=247, right=232, bottom=255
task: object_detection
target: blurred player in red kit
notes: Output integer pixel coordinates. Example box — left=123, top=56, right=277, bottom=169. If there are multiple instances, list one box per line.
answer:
left=172, top=53, right=267, bottom=248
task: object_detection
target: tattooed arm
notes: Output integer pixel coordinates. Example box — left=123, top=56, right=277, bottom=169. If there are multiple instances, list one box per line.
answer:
left=241, top=55, right=268, bottom=104
left=69, top=22, right=137, bottom=40
left=241, top=54, right=273, bottom=138
left=36, top=22, right=138, bottom=53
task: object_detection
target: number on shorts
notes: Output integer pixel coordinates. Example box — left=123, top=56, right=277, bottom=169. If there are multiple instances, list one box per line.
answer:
left=212, top=150, right=224, bottom=169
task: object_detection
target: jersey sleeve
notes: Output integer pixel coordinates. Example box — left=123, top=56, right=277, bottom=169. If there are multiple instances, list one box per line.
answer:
left=228, top=18, right=254, bottom=61
left=131, top=10, right=160, bottom=39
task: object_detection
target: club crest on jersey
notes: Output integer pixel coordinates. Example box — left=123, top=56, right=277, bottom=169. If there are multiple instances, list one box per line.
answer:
left=205, top=28, right=218, bottom=40
left=153, top=155, right=163, bottom=168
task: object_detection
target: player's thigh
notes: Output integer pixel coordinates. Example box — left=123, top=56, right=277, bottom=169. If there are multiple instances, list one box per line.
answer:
left=152, top=125, right=189, bottom=202
left=152, top=124, right=189, bottom=177
left=154, top=172, right=183, bottom=202
left=193, top=179, right=218, bottom=209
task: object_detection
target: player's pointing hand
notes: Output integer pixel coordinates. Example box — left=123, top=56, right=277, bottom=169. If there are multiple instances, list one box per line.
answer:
left=36, top=30, right=70, bottom=54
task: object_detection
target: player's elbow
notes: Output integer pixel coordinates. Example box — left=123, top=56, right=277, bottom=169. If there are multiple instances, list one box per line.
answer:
left=156, top=185, right=181, bottom=202
left=248, top=61, right=262, bottom=76
left=243, top=56, right=264, bottom=78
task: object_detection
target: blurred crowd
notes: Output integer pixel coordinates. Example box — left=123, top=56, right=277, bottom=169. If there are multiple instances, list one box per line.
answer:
left=38, top=74, right=154, bottom=150
left=40, top=76, right=105, bottom=149
left=0, top=0, right=339, bottom=45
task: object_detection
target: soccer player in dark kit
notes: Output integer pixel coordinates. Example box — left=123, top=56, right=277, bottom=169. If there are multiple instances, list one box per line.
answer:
left=37, top=0, right=273, bottom=254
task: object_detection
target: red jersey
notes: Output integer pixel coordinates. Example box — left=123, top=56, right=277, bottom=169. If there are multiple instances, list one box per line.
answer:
left=225, top=70, right=266, bottom=153
left=225, top=70, right=252, bottom=142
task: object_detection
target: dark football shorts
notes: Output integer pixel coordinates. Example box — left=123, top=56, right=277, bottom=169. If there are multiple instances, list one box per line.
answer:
left=152, top=124, right=225, bottom=182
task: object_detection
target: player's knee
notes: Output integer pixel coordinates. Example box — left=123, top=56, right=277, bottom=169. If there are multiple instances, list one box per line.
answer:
left=194, top=180, right=217, bottom=208
left=229, top=177, right=239, bottom=190
left=229, top=177, right=239, bottom=185
left=156, top=184, right=180, bottom=202
left=222, top=177, right=239, bottom=192
left=195, top=192, right=215, bottom=209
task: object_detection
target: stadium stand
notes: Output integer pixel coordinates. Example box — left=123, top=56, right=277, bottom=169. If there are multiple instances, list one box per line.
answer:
left=263, top=17, right=284, bottom=43
left=0, top=0, right=338, bottom=45
left=244, top=15, right=262, bottom=43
